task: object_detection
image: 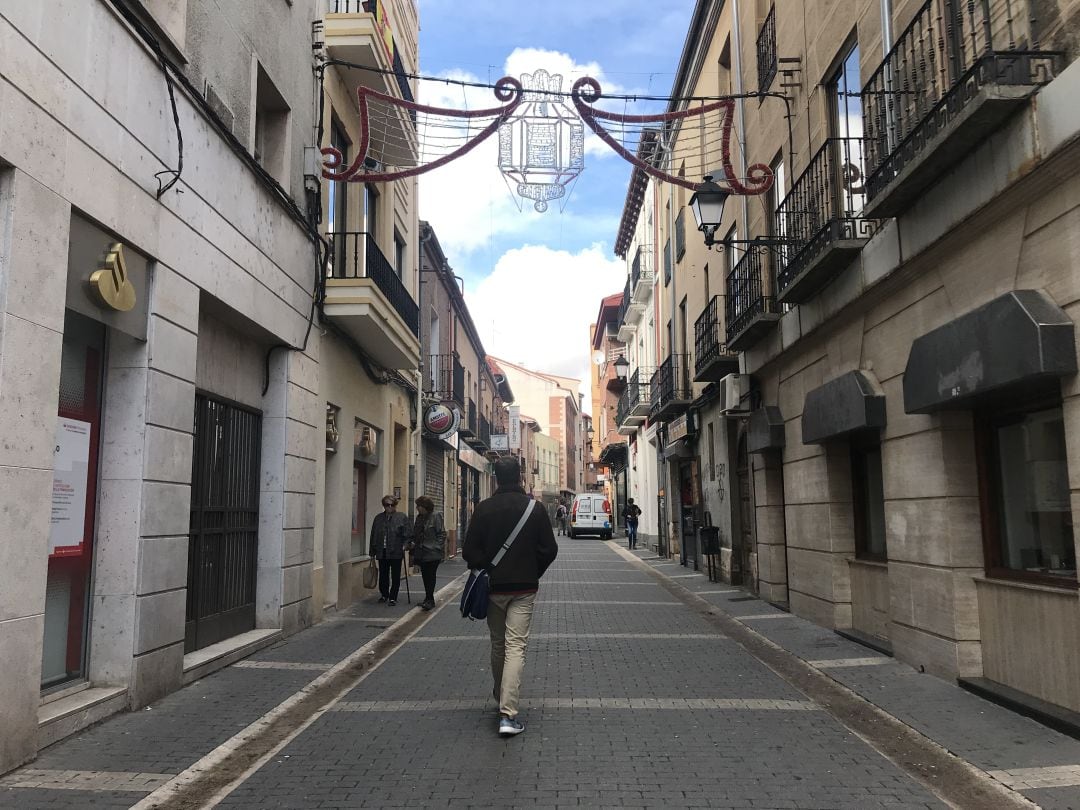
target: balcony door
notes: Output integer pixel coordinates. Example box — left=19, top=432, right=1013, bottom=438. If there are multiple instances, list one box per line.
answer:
left=827, top=42, right=866, bottom=219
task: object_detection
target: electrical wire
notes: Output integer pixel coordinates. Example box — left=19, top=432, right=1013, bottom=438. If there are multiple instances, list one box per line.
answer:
left=109, top=0, right=327, bottom=398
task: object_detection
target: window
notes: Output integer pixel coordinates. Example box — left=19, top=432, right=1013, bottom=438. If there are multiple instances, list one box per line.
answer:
left=364, top=183, right=379, bottom=236
left=978, top=403, right=1076, bottom=585
left=827, top=41, right=866, bottom=219
left=253, top=63, right=290, bottom=182
left=329, top=118, right=349, bottom=234
left=851, top=433, right=887, bottom=561
left=675, top=209, right=686, bottom=261
left=663, top=238, right=672, bottom=285
left=394, top=230, right=406, bottom=278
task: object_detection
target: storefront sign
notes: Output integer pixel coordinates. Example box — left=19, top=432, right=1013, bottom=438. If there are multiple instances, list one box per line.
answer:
left=67, top=215, right=149, bottom=341
left=490, top=433, right=509, bottom=451
left=508, top=405, right=521, bottom=449
left=89, top=243, right=137, bottom=312
left=423, top=402, right=460, bottom=438
left=667, top=412, right=693, bottom=445
left=50, top=417, right=92, bottom=556
left=458, top=440, right=488, bottom=473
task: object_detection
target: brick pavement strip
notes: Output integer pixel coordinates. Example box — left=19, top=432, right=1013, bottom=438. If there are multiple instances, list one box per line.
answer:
left=0, top=770, right=172, bottom=792
left=329, top=697, right=819, bottom=712
left=988, top=765, right=1080, bottom=789
left=608, top=543, right=1036, bottom=810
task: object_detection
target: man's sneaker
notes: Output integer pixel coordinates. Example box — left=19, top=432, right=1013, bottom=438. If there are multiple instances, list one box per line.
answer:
left=498, top=715, right=525, bottom=737
left=388, top=599, right=396, bottom=606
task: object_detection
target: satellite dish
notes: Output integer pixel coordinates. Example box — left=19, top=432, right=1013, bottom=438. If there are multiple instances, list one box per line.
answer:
left=592, top=350, right=605, bottom=365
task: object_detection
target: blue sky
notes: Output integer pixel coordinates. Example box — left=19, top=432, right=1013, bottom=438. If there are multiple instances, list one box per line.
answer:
left=416, top=0, right=693, bottom=387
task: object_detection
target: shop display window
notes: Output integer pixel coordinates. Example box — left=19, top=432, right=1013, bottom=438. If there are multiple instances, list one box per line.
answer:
left=979, top=403, right=1076, bottom=585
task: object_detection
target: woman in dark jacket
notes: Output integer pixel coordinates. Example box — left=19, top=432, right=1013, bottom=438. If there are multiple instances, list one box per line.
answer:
left=409, top=495, right=446, bottom=610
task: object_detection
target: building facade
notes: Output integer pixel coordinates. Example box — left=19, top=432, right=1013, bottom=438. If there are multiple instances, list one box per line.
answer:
left=314, top=0, right=422, bottom=617
left=591, top=295, right=629, bottom=528
left=622, top=0, right=1080, bottom=717
left=0, top=0, right=323, bottom=772
left=493, top=358, right=584, bottom=499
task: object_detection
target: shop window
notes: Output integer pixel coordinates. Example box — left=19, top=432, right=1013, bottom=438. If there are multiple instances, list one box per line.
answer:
left=978, top=403, right=1076, bottom=585
left=44, top=311, right=105, bottom=689
left=851, top=433, right=887, bottom=561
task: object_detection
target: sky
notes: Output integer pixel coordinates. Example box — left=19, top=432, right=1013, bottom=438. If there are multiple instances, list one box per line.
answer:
left=416, top=0, right=694, bottom=407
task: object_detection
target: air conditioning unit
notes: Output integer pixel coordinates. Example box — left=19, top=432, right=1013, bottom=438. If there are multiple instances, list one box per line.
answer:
left=719, top=373, right=750, bottom=416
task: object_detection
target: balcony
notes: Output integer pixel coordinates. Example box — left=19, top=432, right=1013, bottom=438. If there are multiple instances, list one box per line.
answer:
left=650, top=355, right=692, bottom=422
left=861, top=0, right=1061, bottom=219
left=424, top=353, right=465, bottom=406
left=324, top=0, right=416, bottom=153
left=775, top=138, right=881, bottom=304
left=694, top=296, right=740, bottom=382
left=617, top=280, right=641, bottom=343
left=725, top=248, right=780, bottom=351
left=324, top=232, right=420, bottom=369
left=630, top=246, right=654, bottom=303
left=459, top=398, right=477, bottom=439
left=466, top=414, right=490, bottom=452
left=757, top=5, right=777, bottom=93
left=616, top=368, right=653, bottom=435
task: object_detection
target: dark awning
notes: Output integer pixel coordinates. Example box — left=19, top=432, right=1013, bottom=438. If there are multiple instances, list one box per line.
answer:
left=747, top=406, right=785, bottom=453
left=903, top=290, right=1077, bottom=414
left=598, top=443, right=628, bottom=471
left=802, top=370, right=886, bottom=444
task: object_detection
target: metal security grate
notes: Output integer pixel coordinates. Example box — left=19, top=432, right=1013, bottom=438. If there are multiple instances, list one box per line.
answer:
left=185, top=394, right=262, bottom=653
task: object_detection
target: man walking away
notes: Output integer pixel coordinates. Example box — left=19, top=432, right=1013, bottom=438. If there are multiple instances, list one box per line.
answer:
left=623, top=498, right=642, bottom=550
left=555, top=501, right=567, bottom=536
left=463, top=458, right=558, bottom=737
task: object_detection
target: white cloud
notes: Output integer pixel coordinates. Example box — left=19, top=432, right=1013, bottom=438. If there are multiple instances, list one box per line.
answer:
left=465, top=243, right=625, bottom=410
left=418, top=48, right=625, bottom=256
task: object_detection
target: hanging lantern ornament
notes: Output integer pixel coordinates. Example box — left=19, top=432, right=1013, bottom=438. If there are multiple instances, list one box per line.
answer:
left=498, top=70, right=585, bottom=213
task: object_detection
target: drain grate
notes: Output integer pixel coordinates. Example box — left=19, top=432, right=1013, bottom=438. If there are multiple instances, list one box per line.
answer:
left=728, top=596, right=757, bottom=602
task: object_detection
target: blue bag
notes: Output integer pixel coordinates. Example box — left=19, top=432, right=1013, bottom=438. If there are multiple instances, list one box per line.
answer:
left=460, top=569, right=491, bottom=620
left=459, top=500, right=536, bottom=621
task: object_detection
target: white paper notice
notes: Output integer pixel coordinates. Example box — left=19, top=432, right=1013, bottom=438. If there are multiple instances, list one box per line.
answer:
left=50, top=417, right=92, bottom=554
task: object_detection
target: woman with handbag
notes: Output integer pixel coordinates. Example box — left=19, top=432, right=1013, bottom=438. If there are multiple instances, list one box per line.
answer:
left=409, top=495, right=446, bottom=610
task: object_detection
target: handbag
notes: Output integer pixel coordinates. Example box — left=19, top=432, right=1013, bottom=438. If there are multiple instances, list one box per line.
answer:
left=460, top=500, right=537, bottom=620
left=362, top=559, right=378, bottom=590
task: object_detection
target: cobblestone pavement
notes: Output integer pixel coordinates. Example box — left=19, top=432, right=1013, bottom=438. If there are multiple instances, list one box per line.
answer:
left=2, top=541, right=1079, bottom=808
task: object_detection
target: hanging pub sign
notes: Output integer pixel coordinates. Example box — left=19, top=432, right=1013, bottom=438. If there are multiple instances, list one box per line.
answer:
left=423, top=402, right=460, bottom=438
left=490, top=434, right=509, bottom=452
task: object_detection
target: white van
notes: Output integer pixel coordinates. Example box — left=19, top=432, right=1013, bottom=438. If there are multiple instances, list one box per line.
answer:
left=569, top=493, right=613, bottom=539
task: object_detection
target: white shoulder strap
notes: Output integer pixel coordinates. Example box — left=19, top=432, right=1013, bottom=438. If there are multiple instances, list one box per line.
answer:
left=490, top=500, right=537, bottom=567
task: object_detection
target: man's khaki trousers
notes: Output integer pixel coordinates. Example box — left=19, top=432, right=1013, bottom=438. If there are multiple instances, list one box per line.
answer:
left=486, top=592, right=536, bottom=719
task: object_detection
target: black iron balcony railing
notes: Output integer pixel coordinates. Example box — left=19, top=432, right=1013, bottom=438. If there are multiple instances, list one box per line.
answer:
left=478, top=415, right=491, bottom=448
left=616, top=386, right=632, bottom=428
left=775, top=137, right=880, bottom=295
left=757, top=5, right=777, bottom=93
left=425, top=354, right=465, bottom=405
left=725, top=248, right=776, bottom=345
left=694, top=295, right=739, bottom=380
left=631, top=246, right=653, bottom=293
left=327, top=0, right=370, bottom=12
left=650, top=354, right=692, bottom=417
left=862, top=0, right=1060, bottom=203
left=326, top=231, right=419, bottom=337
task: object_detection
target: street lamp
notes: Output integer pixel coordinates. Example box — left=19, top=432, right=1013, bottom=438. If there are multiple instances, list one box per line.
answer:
left=688, top=175, right=730, bottom=248
left=613, top=354, right=629, bottom=381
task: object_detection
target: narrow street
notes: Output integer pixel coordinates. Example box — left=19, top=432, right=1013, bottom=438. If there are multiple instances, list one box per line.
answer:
left=2, top=540, right=1079, bottom=809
